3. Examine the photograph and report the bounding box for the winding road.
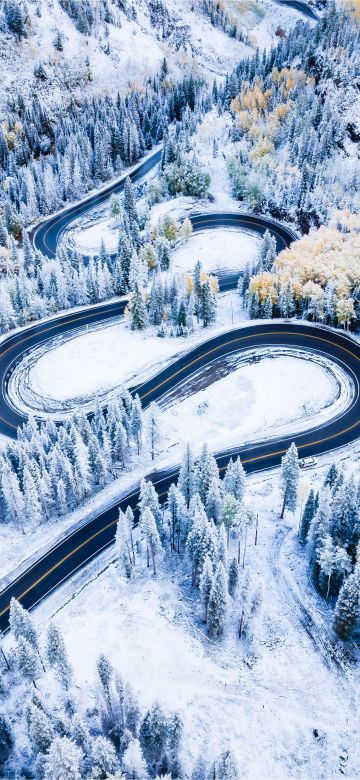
[0,147,358,632]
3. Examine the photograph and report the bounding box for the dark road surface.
[1,146,357,632]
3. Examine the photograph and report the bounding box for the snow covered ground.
[158,348,353,454]
[1,324,354,591]
[172,228,260,275]
[23,463,360,778]
[0,0,302,114]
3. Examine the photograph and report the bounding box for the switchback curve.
[1,141,358,632]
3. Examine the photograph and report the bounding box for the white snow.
[158,348,353,454]
[172,228,260,274]
[25,464,360,778]
[13,320,180,407]
[73,218,120,256]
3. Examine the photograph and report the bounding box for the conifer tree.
[205,477,223,524]
[44,737,83,780]
[147,402,161,461]
[139,702,168,773]
[207,561,228,637]
[221,494,240,546]
[334,567,360,640]
[129,288,148,331]
[9,597,39,651]
[228,557,240,597]
[122,738,148,779]
[91,736,119,777]
[299,488,316,541]
[16,635,40,685]
[46,622,73,688]
[214,750,239,779]
[0,715,13,767]
[131,395,143,453]
[140,507,162,575]
[116,509,133,577]
[200,279,217,327]
[280,443,299,518]
[28,703,54,753]
[199,555,214,622]
[187,509,217,586]
[178,443,195,507]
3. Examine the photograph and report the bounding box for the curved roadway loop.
[0,145,357,630]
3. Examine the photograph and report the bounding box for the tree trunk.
[150,541,156,576]
[126,541,133,569]
[238,609,245,638]
[1,647,10,671]
[326,573,332,600]
[238,538,241,565]
[38,648,46,673]
[254,514,259,546]
[130,530,136,565]
[146,543,150,568]
[242,527,248,569]
[280,486,288,519]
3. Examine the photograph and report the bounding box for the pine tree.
[131,395,143,453]
[330,479,358,550]
[228,557,239,597]
[91,736,119,777]
[44,737,83,780]
[280,443,299,517]
[28,703,54,753]
[0,220,8,247]
[205,477,223,524]
[199,555,214,622]
[97,653,113,703]
[110,194,122,221]
[129,287,148,330]
[214,750,239,779]
[195,444,219,505]
[217,523,228,568]
[223,457,246,503]
[116,509,133,577]
[46,622,73,688]
[178,443,194,507]
[167,483,187,552]
[309,486,332,584]
[334,568,360,640]
[9,597,39,651]
[186,509,217,586]
[299,488,316,541]
[123,177,138,224]
[139,702,168,773]
[2,465,26,533]
[221,494,240,547]
[122,738,148,779]
[207,561,228,637]
[200,279,217,327]
[324,463,338,489]
[0,715,13,767]
[16,635,40,685]
[147,402,161,461]
[139,479,163,538]
[168,712,183,777]
[140,507,162,575]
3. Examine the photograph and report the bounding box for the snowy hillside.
[0,0,303,112]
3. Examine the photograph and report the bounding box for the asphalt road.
[1,320,360,630]
[2,147,358,632]
[276,0,319,19]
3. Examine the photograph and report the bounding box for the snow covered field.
[159,349,353,454]
[172,228,260,275]
[27,466,360,778]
